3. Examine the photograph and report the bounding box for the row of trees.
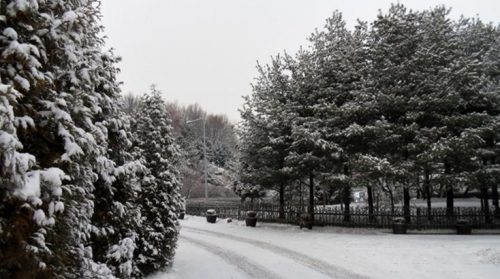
[238,4,500,228]
[0,1,181,278]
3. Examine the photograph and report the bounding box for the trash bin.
[206,209,217,223]
[246,211,257,227]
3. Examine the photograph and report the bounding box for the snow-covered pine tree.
[38,1,127,277]
[410,7,478,218]
[366,4,430,220]
[0,1,108,277]
[239,55,294,219]
[0,2,56,276]
[91,109,145,278]
[367,5,500,221]
[277,12,369,224]
[89,52,146,277]
[401,7,500,219]
[448,17,500,221]
[229,158,265,207]
[132,85,182,277]
[307,12,373,222]
[1,0,142,277]
[282,47,344,227]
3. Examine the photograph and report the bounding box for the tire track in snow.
[180,234,282,279]
[183,226,369,279]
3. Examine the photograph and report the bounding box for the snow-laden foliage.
[132,85,183,277]
[238,56,296,219]
[91,108,146,278]
[239,4,500,226]
[1,1,177,278]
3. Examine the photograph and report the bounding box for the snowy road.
[149,216,500,279]
[180,233,281,279]
[182,227,366,279]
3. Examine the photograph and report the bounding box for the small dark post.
[307,171,314,229]
[367,185,374,222]
[444,161,454,218]
[416,208,421,229]
[424,167,432,221]
[404,186,411,223]
[492,185,499,219]
[343,164,350,222]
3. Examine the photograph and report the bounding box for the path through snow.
[183,227,367,279]
[181,234,281,279]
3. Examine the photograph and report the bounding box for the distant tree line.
[238,4,500,228]
[123,93,239,198]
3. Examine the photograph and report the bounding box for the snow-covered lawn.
[150,215,500,279]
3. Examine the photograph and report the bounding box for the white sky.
[101,0,500,122]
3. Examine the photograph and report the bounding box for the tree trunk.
[322,185,326,208]
[446,187,454,216]
[299,179,303,212]
[481,159,491,223]
[491,157,499,219]
[438,184,445,198]
[308,171,314,229]
[424,167,432,221]
[404,186,411,223]
[481,186,491,223]
[444,161,454,217]
[340,190,344,211]
[279,182,285,219]
[278,155,286,219]
[367,185,374,222]
[462,186,470,197]
[492,184,499,219]
[415,176,421,199]
[343,164,350,222]
[389,189,394,214]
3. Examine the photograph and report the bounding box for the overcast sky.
[101,0,500,122]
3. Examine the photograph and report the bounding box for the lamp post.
[186,116,207,200]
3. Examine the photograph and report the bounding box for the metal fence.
[186,202,500,230]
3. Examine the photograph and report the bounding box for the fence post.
[416,208,421,229]
[238,203,241,221]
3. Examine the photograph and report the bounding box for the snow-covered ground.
[150,215,500,279]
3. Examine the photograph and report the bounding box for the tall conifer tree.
[132,85,182,277]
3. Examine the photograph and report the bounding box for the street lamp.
[186,116,207,200]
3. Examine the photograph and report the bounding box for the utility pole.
[202,116,207,200]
